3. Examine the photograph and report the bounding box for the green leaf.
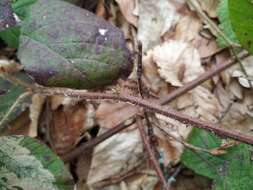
[18,0,132,89]
[217,0,238,48]
[0,27,20,48]
[0,72,34,132]
[0,79,25,129]
[0,0,37,48]
[181,128,253,190]
[12,0,38,20]
[0,135,74,190]
[228,0,253,54]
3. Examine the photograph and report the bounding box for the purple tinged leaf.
[0,0,18,31]
[18,0,132,89]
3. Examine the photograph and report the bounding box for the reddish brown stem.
[33,87,253,145]
[137,117,169,190]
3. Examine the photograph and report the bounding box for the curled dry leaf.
[231,56,253,88]
[87,129,144,188]
[197,0,219,18]
[153,41,205,87]
[0,59,22,73]
[170,13,202,43]
[29,94,46,137]
[142,50,171,97]
[49,103,87,155]
[215,84,253,133]
[115,0,138,27]
[138,0,180,51]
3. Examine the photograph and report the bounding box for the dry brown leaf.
[49,103,87,155]
[96,102,138,129]
[155,114,192,165]
[231,56,253,88]
[215,84,253,133]
[0,59,22,73]
[170,13,201,43]
[194,34,221,58]
[87,129,144,188]
[153,41,204,87]
[138,0,180,51]
[76,149,93,190]
[29,94,46,137]
[115,0,138,27]
[142,50,172,97]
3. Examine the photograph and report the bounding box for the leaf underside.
[0,135,74,190]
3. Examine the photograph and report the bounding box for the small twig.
[167,165,182,187]
[155,124,212,154]
[136,117,169,190]
[62,118,136,162]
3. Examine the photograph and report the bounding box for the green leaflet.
[18,0,132,89]
[217,0,238,48]
[181,128,253,190]
[0,136,74,190]
[0,72,35,133]
[0,78,25,132]
[228,0,253,54]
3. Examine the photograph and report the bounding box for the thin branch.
[1,57,253,146]
[136,117,169,190]
[31,86,253,145]
[135,40,157,148]
[155,124,212,154]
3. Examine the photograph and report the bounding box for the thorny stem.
[30,86,253,145]
[136,117,169,190]
[2,67,253,146]
[135,41,157,148]
[136,41,166,187]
